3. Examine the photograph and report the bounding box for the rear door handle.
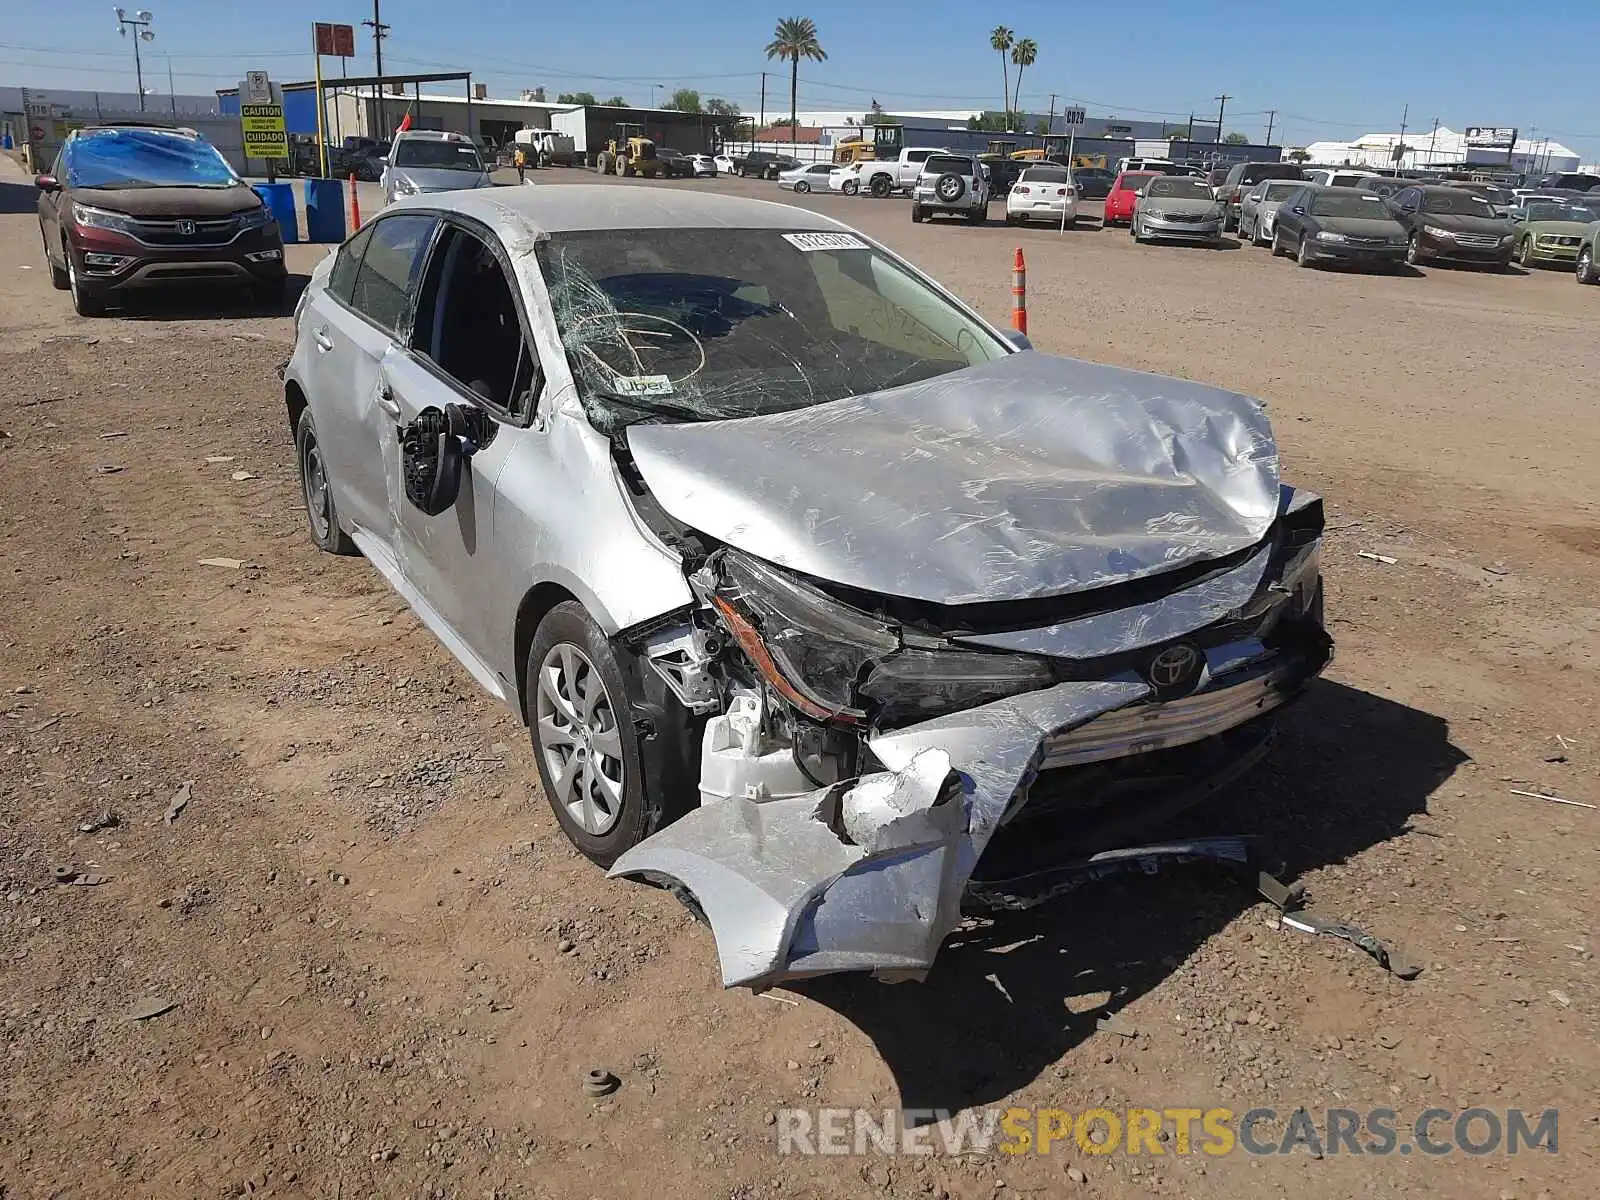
[313,326,334,352]
[376,384,400,418]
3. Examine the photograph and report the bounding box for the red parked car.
[1103,171,1160,227]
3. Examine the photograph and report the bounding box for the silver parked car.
[1131,175,1225,246]
[776,161,836,193]
[381,130,493,205]
[1237,179,1308,246]
[283,187,1331,990]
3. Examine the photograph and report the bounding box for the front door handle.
[313,326,334,352]
[376,384,400,418]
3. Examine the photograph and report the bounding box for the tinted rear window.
[923,156,971,174]
[1241,164,1304,185]
[1019,167,1069,184]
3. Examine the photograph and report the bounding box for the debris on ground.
[96,465,125,475]
[164,781,192,824]
[52,864,79,884]
[230,470,256,481]
[198,557,246,569]
[99,431,129,439]
[1281,912,1423,979]
[1096,1013,1138,1039]
[124,997,177,1022]
[78,809,119,833]
[582,1069,620,1097]
[1357,551,1398,565]
[1510,788,1595,811]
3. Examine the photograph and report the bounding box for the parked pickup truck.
[856,147,951,198]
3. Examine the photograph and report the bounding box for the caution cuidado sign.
[240,102,288,159]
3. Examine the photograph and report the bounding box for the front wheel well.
[513,582,580,725]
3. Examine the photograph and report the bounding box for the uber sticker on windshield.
[612,375,675,398]
[783,232,868,253]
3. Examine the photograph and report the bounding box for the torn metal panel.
[609,677,1150,989]
[626,351,1280,606]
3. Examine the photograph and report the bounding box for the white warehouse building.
[1304,125,1577,174]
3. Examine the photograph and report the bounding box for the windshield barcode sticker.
[783,232,868,253]
[612,375,675,397]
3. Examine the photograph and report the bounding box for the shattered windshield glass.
[537,228,1010,432]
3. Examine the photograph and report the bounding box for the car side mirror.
[400,405,468,515]
[1510,212,1525,221]
[35,174,60,192]
[1002,329,1032,352]
[1291,205,1306,215]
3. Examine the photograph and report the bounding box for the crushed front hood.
[626,352,1280,605]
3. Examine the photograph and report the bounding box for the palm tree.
[990,26,1014,126]
[1010,38,1037,120]
[765,18,827,145]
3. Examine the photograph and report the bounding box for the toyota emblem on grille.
[1146,643,1203,696]
[176,219,196,236]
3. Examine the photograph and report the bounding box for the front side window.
[348,213,438,332]
[65,128,240,189]
[411,225,538,413]
[538,228,1009,434]
[391,138,484,172]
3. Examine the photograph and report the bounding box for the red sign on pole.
[314,22,356,58]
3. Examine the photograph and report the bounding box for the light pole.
[114,8,155,113]
[652,84,664,108]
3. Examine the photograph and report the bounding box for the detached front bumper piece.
[610,630,1329,989]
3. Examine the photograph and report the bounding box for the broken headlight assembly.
[710,550,1053,727]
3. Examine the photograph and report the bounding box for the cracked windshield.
[537,228,1009,431]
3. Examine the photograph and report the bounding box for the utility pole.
[758,71,766,134]
[1427,117,1439,168]
[114,8,155,113]
[1264,109,1277,145]
[1187,112,1194,140]
[1046,92,1056,137]
[1396,103,1408,168]
[364,0,389,136]
[1214,94,1230,144]
[166,55,176,119]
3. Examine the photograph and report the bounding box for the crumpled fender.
[608,676,1150,988]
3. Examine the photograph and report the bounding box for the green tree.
[965,111,1011,132]
[1287,147,1311,163]
[989,26,1014,125]
[765,17,827,145]
[705,97,740,117]
[1223,131,1249,145]
[602,95,628,107]
[1010,37,1037,117]
[557,91,598,105]
[530,86,547,102]
[666,88,702,113]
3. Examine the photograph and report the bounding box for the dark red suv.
[36,123,286,316]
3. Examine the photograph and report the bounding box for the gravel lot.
[1,159,1595,1200]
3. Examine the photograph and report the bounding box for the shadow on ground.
[794,678,1465,1116]
[107,273,312,321]
[0,179,42,216]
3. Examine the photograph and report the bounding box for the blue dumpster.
[252,182,299,244]
[302,177,347,244]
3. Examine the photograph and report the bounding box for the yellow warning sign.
[240,103,288,159]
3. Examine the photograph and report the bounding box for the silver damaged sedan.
[283,186,1332,989]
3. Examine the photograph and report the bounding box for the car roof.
[387,184,850,237]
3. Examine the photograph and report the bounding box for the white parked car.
[1004,165,1079,226]
[713,153,737,175]
[1236,179,1307,245]
[828,163,863,194]
[777,162,836,193]
[1305,168,1385,189]
[689,154,717,178]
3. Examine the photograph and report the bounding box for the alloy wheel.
[1578,248,1594,284]
[535,643,625,836]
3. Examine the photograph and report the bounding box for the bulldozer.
[595,125,662,178]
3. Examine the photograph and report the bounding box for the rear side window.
[328,225,373,305]
[906,150,933,163]
[348,213,438,333]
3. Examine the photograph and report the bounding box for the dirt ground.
[1,160,1595,1200]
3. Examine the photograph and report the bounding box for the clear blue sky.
[6,0,1600,162]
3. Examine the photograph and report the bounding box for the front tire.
[1297,235,1314,267]
[842,178,859,195]
[44,227,69,289]
[1577,245,1596,284]
[1253,221,1268,247]
[1271,228,1287,258]
[1406,234,1427,267]
[295,409,358,556]
[1518,238,1535,268]
[66,252,105,317]
[793,179,810,193]
[528,602,659,867]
